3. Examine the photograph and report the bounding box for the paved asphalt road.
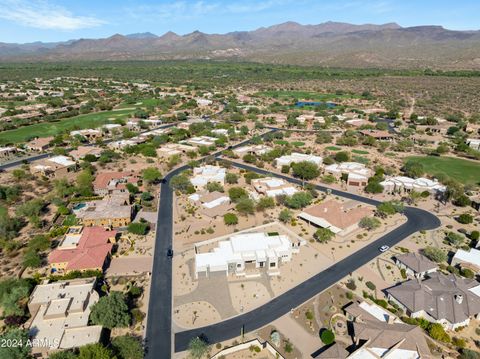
[172,161,441,353]
[144,135,264,358]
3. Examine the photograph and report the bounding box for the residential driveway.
[106,256,153,277]
[272,314,320,358]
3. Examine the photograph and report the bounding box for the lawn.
[291,141,305,147]
[352,149,369,155]
[326,146,342,151]
[406,156,480,186]
[256,90,357,101]
[274,140,289,145]
[0,108,135,144]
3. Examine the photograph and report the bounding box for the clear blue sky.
[1,0,479,43]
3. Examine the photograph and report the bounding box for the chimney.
[455,294,463,304]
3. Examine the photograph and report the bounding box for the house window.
[237,263,241,268]
[270,262,276,268]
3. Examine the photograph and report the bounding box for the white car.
[379,245,390,253]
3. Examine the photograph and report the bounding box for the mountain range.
[2,21,480,69]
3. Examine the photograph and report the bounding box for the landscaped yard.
[406,156,480,186]
[0,108,135,144]
[291,141,305,147]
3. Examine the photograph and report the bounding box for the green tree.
[228,187,248,202]
[111,335,143,359]
[90,292,131,329]
[225,173,238,184]
[320,329,335,345]
[142,167,162,184]
[278,209,293,223]
[76,169,94,197]
[78,344,114,359]
[422,246,447,263]
[256,196,275,211]
[314,228,335,243]
[23,249,42,268]
[49,350,77,359]
[0,328,31,359]
[359,217,381,231]
[446,231,464,247]
[291,161,320,182]
[170,174,194,194]
[334,151,350,162]
[284,192,312,209]
[427,323,450,343]
[242,153,257,164]
[223,213,238,226]
[128,221,150,235]
[236,197,255,215]
[206,182,224,193]
[457,213,473,224]
[365,181,383,194]
[188,337,209,359]
[403,160,424,178]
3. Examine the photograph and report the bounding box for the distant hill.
[2,21,480,69]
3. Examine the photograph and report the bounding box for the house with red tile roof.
[93,171,140,196]
[48,226,117,273]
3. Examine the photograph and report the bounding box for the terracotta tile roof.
[302,200,373,230]
[49,227,116,271]
[93,171,139,191]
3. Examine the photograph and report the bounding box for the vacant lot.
[0,108,135,144]
[406,155,480,186]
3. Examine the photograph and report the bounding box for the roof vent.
[455,294,464,304]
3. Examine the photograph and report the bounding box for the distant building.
[48,226,116,273]
[191,165,226,189]
[324,162,372,187]
[157,143,193,157]
[0,146,18,159]
[380,176,446,194]
[70,129,102,141]
[394,252,437,279]
[451,248,480,272]
[93,171,140,196]
[75,195,133,228]
[195,232,303,278]
[386,273,480,330]
[298,200,373,236]
[31,155,77,178]
[25,136,54,151]
[27,278,103,357]
[276,152,322,168]
[359,129,394,141]
[466,138,480,151]
[233,144,272,157]
[69,146,102,161]
[182,136,217,147]
[251,177,298,197]
[188,191,232,218]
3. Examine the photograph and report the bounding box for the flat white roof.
[454,248,480,266]
[48,155,76,167]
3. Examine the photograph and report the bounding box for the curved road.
[143,130,441,357]
[172,161,440,352]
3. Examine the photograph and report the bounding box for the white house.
[191,165,226,189]
[452,248,480,272]
[251,177,298,197]
[195,232,303,278]
[182,136,217,147]
[276,152,323,168]
[380,176,446,194]
[467,138,480,151]
[233,144,273,157]
[324,162,372,187]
